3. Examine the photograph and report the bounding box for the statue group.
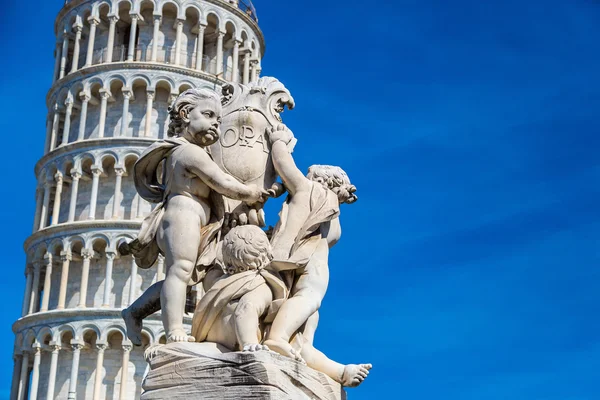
[119,77,371,397]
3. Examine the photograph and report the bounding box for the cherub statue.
[120,88,267,343]
[191,225,286,351]
[262,125,359,361]
[191,225,372,388]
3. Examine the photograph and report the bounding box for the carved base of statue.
[141,342,347,400]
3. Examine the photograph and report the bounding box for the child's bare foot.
[263,339,305,363]
[121,308,143,346]
[341,364,372,387]
[167,329,195,343]
[242,343,270,352]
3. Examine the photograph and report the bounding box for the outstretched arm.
[271,140,310,196]
[182,146,264,202]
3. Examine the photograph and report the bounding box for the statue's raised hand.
[267,124,295,145]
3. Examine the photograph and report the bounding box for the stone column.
[136,195,145,218]
[120,88,133,136]
[105,15,119,63]
[61,98,74,146]
[195,23,206,70]
[112,167,124,218]
[51,172,63,226]
[10,353,23,400]
[250,59,258,82]
[216,30,225,76]
[52,40,62,83]
[157,255,165,281]
[32,188,43,232]
[17,350,29,400]
[92,341,108,400]
[232,39,241,82]
[67,341,84,400]
[102,251,116,307]
[144,90,155,137]
[78,249,94,308]
[77,92,91,141]
[45,342,61,400]
[70,23,83,73]
[85,17,100,67]
[88,166,102,220]
[243,52,250,84]
[67,170,81,222]
[119,343,133,399]
[43,117,52,154]
[49,105,60,152]
[57,251,71,310]
[98,89,110,138]
[21,267,33,317]
[127,14,139,61]
[59,31,69,79]
[39,180,51,229]
[174,19,184,66]
[40,253,53,312]
[128,257,138,306]
[151,15,161,62]
[29,262,42,314]
[29,343,42,400]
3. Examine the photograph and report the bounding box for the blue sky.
[1,0,600,399]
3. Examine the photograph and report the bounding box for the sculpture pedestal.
[141,342,347,400]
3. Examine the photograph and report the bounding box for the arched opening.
[203,13,220,74]
[154,80,172,139]
[114,2,133,62]
[159,3,179,64]
[54,330,75,398]
[181,7,200,68]
[80,329,100,399]
[223,21,236,81]
[107,78,125,137]
[94,3,111,63]
[137,0,156,62]
[100,155,117,220]
[123,154,140,219]
[59,159,75,224]
[85,81,104,139]
[67,240,85,308]
[89,238,108,307]
[78,156,94,220]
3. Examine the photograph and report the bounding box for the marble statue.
[120,88,268,343]
[121,78,371,399]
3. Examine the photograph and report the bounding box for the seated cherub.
[191,223,372,387]
[191,225,287,351]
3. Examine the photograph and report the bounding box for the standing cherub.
[121,88,267,343]
[263,125,359,360]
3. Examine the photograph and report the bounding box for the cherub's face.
[186,100,222,146]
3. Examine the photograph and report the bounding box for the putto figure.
[191,225,287,351]
[263,125,358,361]
[121,88,267,344]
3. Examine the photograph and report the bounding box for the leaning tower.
[11,1,263,398]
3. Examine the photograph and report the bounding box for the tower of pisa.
[11,0,263,398]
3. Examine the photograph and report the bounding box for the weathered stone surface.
[141,342,347,400]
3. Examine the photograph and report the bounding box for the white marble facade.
[11,0,263,399]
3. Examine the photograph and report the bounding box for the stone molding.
[35,137,154,176]
[24,221,142,253]
[47,62,227,106]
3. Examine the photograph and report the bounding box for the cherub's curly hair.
[307,165,358,204]
[222,225,273,275]
[167,88,221,137]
